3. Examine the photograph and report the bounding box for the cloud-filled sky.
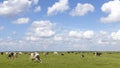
[0,0,120,51]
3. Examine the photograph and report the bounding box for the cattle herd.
[0,51,103,63]
[0,52,42,63]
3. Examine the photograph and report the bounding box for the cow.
[61,53,64,56]
[75,52,78,55]
[53,52,58,55]
[30,52,42,63]
[18,52,22,55]
[43,52,49,56]
[94,52,102,56]
[5,52,8,55]
[1,52,4,55]
[8,52,18,59]
[81,54,84,58]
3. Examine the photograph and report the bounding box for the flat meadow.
[0,52,120,68]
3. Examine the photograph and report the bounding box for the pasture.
[0,52,120,68]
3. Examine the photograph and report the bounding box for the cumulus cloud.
[100,31,107,35]
[101,0,120,23]
[1,28,120,51]
[32,0,39,5]
[34,6,41,12]
[13,17,30,24]
[0,20,56,51]
[70,3,94,16]
[31,20,55,37]
[69,30,94,39]
[54,35,63,41]
[83,30,94,39]
[0,26,5,31]
[69,30,82,38]
[1,20,120,51]
[98,39,110,45]
[25,20,55,41]
[47,0,69,16]
[111,30,120,40]
[0,0,33,17]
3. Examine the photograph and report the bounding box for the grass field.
[0,52,120,68]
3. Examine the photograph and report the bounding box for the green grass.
[0,52,120,68]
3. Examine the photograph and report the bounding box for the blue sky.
[0,0,120,51]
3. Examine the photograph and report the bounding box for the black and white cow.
[8,52,18,59]
[94,52,102,56]
[43,52,49,56]
[30,52,42,63]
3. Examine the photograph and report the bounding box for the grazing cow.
[75,52,78,55]
[94,52,102,56]
[30,52,42,63]
[18,52,22,55]
[53,52,58,55]
[6,52,8,55]
[67,52,70,54]
[1,52,4,55]
[43,52,49,56]
[8,52,17,59]
[30,53,35,60]
[81,54,84,58]
[61,53,64,56]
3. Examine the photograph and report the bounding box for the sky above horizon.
[0,0,120,51]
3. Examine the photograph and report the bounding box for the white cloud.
[69,30,82,38]
[0,26,4,31]
[101,0,120,23]
[0,0,39,17]
[111,30,120,40]
[32,0,39,5]
[83,30,94,39]
[1,28,120,51]
[13,17,30,24]
[100,31,107,35]
[1,19,120,51]
[69,30,94,39]
[98,39,109,45]
[70,3,94,16]
[54,35,62,41]
[34,6,41,12]
[47,0,69,16]
[25,36,39,41]
[26,20,55,39]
